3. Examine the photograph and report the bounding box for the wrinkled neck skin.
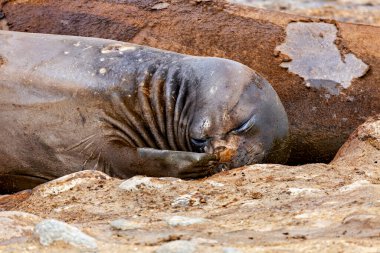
[101,52,198,153]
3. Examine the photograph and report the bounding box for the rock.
[119,176,166,191]
[34,219,97,249]
[166,216,207,226]
[333,115,380,168]
[109,218,143,230]
[155,240,198,253]
[35,170,111,197]
[0,117,378,251]
[171,194,198,207]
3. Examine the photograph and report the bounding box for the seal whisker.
[92,151,102,171]
[65,134,97,152]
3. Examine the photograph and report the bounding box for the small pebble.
[223,247,242,253]
[171,194,192,207]
[34,219,97,249]
[155,240,197,253]
[110,219,142,230]
[166,216,207,226]
[207,180,225,187]
[151,2,170,10]
[119,176,164,191]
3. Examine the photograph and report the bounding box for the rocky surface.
[0,116,378,252]
[231,0,380,26]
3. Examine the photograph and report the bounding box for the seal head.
[183,57,289,169]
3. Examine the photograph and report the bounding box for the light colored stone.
[288,187,322,196]
[109,219,143,230]
[207,180,225,187]
[166,216,207,226]
[34,219,97,249]
[171,194,193,207]
[155,240,197,253]
[223,247,241,253]
[151,3,170,10]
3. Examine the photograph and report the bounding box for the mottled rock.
[35,170,111,197]
[34,219,97,249]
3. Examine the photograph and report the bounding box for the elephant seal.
[0,31,289,193]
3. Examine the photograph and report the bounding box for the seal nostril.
[191,138,209,153]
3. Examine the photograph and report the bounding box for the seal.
[0,31,289,192]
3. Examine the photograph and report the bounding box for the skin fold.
[0,31,289,193]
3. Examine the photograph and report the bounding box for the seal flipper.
[101,144,218,179]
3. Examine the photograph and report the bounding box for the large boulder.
[0,116,379,252]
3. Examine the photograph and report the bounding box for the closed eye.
[232,115,256,134]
